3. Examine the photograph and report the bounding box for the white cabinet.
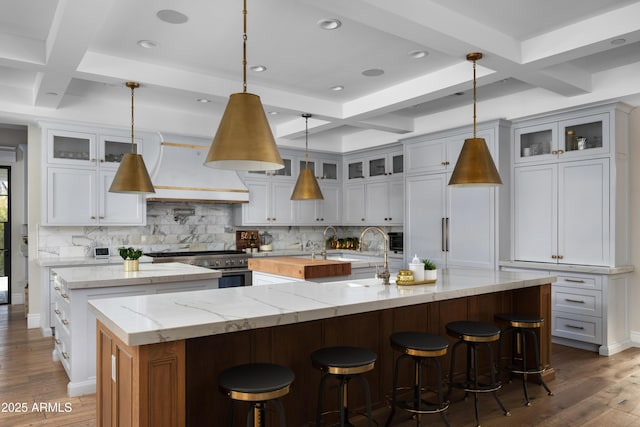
[344,144,403,181]
[238,178,294,225]
[343,183,366,224]
[511,103,630,267]
[403,121,508,269]
[513,159,609,265]
[42,125,148,226]
[293,184,341,225]
[405,173,495,269]
[342,179,403,226]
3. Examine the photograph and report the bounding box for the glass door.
[0,167,10,304]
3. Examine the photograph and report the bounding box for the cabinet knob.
[551,150,558,155]
[91,216,96,219]
[55,338,61,345]
[61,319,69,326]
[99,216,105,219]
[388,217,392,221]
[62,351,70,359]
[558,255,564,259]
[91,158,97,163]
[361,218,365,221]
[54,309,61,315]
[551,255,557,259]
[99,159,105,163]
[557,150,564,154]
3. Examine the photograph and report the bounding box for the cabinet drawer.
[556,274,601,290]
[552,286,602,317]
[53,301,71,328]
[552,312,602,344]
[53,326,71,375]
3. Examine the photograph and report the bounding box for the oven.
[145,250,253,288]
[388,232,403,254]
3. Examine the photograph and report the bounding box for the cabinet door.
[558,113,609,159]
[317,184,341,223]
[388,179,404,225]
[404,137,447,174]
[98,171,146,225]
[558,159,610,265]
[293,197,316,225]
[243,179,270,224]
[47,168,96,225]
[343,184,366,224]
[270,181,294,224]
[513,122,558,164]
[405,174,447,267]
[365,182,390,224]
[99,135,142,169]
[446,183,495,268]
[47,129,96,166]
[513,164,558,263]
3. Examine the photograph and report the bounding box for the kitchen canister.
[409,254,425,281]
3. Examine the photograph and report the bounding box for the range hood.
[147,139,249,203]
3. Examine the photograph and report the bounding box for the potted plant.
[118,247,143,272]
[422,258,437,281]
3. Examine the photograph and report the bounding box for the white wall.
[629,107,640,341]
[27,125,42,328]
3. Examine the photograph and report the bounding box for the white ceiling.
[1,0,639,152]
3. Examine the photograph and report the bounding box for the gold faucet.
[321,226,338,260]
[359,226,390,285]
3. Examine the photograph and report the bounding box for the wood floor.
[2,303,640,426]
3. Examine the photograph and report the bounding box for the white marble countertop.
[53,262,221,290]
[499,260,634,275]
[38,255,154,267]
[88,267,555,346]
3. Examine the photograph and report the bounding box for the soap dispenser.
[409,254,424,281]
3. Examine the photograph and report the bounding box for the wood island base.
[96,283,552,427]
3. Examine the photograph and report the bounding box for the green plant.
[422,258,437,270]
[118,247,143,260]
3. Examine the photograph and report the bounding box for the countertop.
[88,268,555,346]
[499,260,634,275]
[38,255,154,267]
[53,262,221,290]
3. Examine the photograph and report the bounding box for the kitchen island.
[51,262,220,397]
[89,268,555,426]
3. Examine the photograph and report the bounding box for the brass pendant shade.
[448,52,502,186]
[204,0,284,172]
[204,92,283,171]
[291,113,323,200]
[109,82,156,194]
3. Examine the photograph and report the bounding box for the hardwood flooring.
[1,303,640,426]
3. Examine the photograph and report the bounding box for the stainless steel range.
[145,250,252,288]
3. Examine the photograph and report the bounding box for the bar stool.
[446,321,509,426]
[311,346,377,427]
[218,362,295,427]
[495,313,553,406]
[385,332,450,427]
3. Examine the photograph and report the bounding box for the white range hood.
[147,137,249,203]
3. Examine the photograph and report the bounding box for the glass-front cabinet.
[99,135,141,169]
[367,149,403,178]
[514,113,609,164]
[47,130,142,168]
[345,146,403,180]
[347,160,364,180]
[248,158,292,177]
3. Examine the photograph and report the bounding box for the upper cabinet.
[41,123,153,226]
[344,144,403,181]
[514,112,609,164]
[511,103,631,267]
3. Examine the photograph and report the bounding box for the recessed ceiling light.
[46,92,59,96]
[137,40,158,49]
[454,92,464,96]
[268,111,279,115]
[408,50,428,59]
[196,98,210,103]
[250,65,267,72]
[330,85,344,91]
[156,9,189,24]
[362,68,384,77]
[318,19,342,30]
[611,38,626,45]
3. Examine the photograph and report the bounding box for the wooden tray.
[396,279,437,286]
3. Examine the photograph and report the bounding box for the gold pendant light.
[291,114,324,200]
[448,52,502,186]
[204,0,284,171]
[109,82,155,194]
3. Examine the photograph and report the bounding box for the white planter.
[424,269,437,281]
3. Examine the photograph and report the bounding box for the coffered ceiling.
[1,0,639,152]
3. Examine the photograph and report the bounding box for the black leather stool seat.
[312,346,377,427]
[495,313,553,406]
[312,346,377,374]
[495,313,544,328]
[446,321,501,342]
[219,363,294,427]
[219,363,294,401]
[390,331,449,357]
[386,332,450,427]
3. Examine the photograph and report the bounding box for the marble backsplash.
[37,202,398,259]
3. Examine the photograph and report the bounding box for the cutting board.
[248,257,352,279]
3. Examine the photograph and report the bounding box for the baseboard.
[27,313,40,329]
[629,330,640,347]
[67,379,96,397]
[552,336,599,353]
[11,292,24,305]
[599,339,633,356]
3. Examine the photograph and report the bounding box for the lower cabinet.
[53,276,218,397]
[502,266,630,355]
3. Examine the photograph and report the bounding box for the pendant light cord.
[302,113,312,167]
[127,82,140,153]
[472,57,477,139]
[242,0,247,93]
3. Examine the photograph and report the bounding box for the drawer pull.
[564,278,586,283]
[54,309,61,315]
[564,298,585,304]
[54,286,60,291]
[55,338,61,345]
[565,324,585,330]
[62,351,70,359]
[61,293,69,299]
[62,319,69,326]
